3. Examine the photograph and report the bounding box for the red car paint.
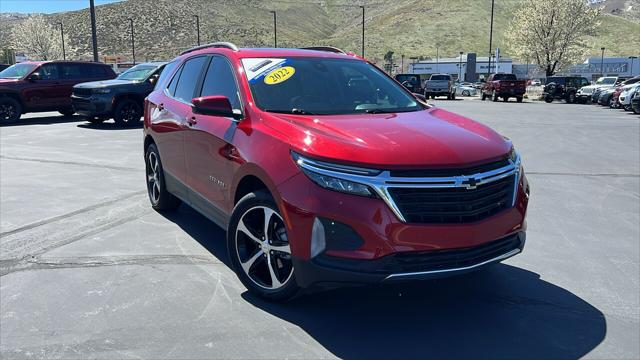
[144,46,529,288]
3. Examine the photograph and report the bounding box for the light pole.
[128,18,135,65]
[57,22,66,60]
[600,47,605,76]
[269,11,277,47]
[629,56,638,76]
[401,54,404,73]
[194,15,200,46]
[89,0,98,62]
[488,0,495,75]
[458,51,463,81]
[359,6,365,58]
[436,47,439,73]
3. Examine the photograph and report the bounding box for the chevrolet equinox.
[143,43,530,300]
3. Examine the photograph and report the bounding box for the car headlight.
[291,152,378,197]
[92,88,111,94]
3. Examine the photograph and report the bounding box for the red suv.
[143,43,530,300]
[0,61,116,123]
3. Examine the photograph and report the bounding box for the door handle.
[187,116,198,126]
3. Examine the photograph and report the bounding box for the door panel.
[22,64,65,109]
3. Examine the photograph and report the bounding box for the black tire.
[228,191,299,301]
[59,108,75,117]
[566,92,576,104]
[492,90,498,102]
[462,90,470,96]
[431,94,436,99]
[145,143,181,211]
[516,96,523,103]
[503,96,509,102]
[87,117,106,124]
[0,97,22,124]
[446,93,452,100]
[481,93,487,101]
[113,99,142,127]
[451,92,456,100]
[544,95,553,103]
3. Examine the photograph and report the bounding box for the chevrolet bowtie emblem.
[461,177,480,189]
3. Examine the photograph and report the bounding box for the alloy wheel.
[0,103,17,122]
[121,104,138,123]
[146,152,161,205]
[235,206,293,290]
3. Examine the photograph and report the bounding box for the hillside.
[1,0,638,65]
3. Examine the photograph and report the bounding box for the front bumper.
[293,232,525,287]
[71,95,113,117]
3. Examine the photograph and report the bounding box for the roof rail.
[180,42,239,55]
[299,46,346,54]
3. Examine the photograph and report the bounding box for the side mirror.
[192,95,242,120]
[28,72,42,81]
[413,93,427,102]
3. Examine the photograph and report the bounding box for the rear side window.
[493,74,517,81]
[580,78,590,87]
[60,64,85,79]
[430,75,450,81]
[85,64,107,78]
[199,56,241,110]
[173,56,207,102]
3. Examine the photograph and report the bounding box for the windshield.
[595,77,616,85]
[117,64,157,81]
[0,63,38,79]
[242,57,422,115]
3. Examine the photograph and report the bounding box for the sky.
[0,0,124,14]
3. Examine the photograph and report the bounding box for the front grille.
[73,88,92,97]
[388,175,515,224]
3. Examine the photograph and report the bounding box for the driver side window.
[199,56,241,111]
[38,64,59,80]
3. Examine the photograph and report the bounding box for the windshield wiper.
[364,108,395,114]
[265,108,317,115]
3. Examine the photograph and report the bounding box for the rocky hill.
[1,0,639,64]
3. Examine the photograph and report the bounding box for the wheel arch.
[0,92,25,109]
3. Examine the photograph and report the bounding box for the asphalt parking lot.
[1,99,638,359]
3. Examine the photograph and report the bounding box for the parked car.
[72,62,167,126]
[394,73,424,94]
[618,83,640,111]
[577,76,621,103]
[424,74,455,99]
[0,61,116,123]
[631,88,640,114]
[473,81,485,89]
[598,88,617,106]
[599,77,639,107]
[481,73,526,102]
[454,83,477,96]
[542,76,590,103]
[143,43,529,300]
[530,79,541,86]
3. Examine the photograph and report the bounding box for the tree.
[11,15,62,61]
[505,0,600,76]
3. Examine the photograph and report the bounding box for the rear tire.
[145,143,181,211]
[451,92,456,100]
[481,93,487,101]
[503,96,509,102]
[566,92,576,104]
[492,90,498,102]
[0,97,22,124]
[228,191,299,301]
[544,95,553,103]
[462,90,470,97]
[113,99,142,127]
[516,96,523,103]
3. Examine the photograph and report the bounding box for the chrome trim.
[383,248,521,281]
[294,152,521,223]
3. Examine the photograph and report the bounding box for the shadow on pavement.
[161,205,606,359]
[77,121,143,130]
[1,114,84,127]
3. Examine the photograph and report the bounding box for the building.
[557,56,640,80]
[408,55,512,82]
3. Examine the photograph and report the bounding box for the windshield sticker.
[264,66,295,85]
[242,58,287,82]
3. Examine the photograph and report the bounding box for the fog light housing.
[310,218,326,258]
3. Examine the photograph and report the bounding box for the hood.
[73,79,137,89]
[0,78,21,86]
[262,107,511,168]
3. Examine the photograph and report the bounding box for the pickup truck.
[481,73,526,103]
[394,73,424,94]
[424,74,455,100]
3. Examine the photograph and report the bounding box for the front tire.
[462,90,470,96]
[59,108,75,117]
[228,191,299,301]
[0,97,22,124]
[145,144,181,211]
[516,96,523,103]
[114,99,142,127]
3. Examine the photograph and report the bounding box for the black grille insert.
[390,158,511,178]
[73,88,92,97]
[389,175,515,224]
